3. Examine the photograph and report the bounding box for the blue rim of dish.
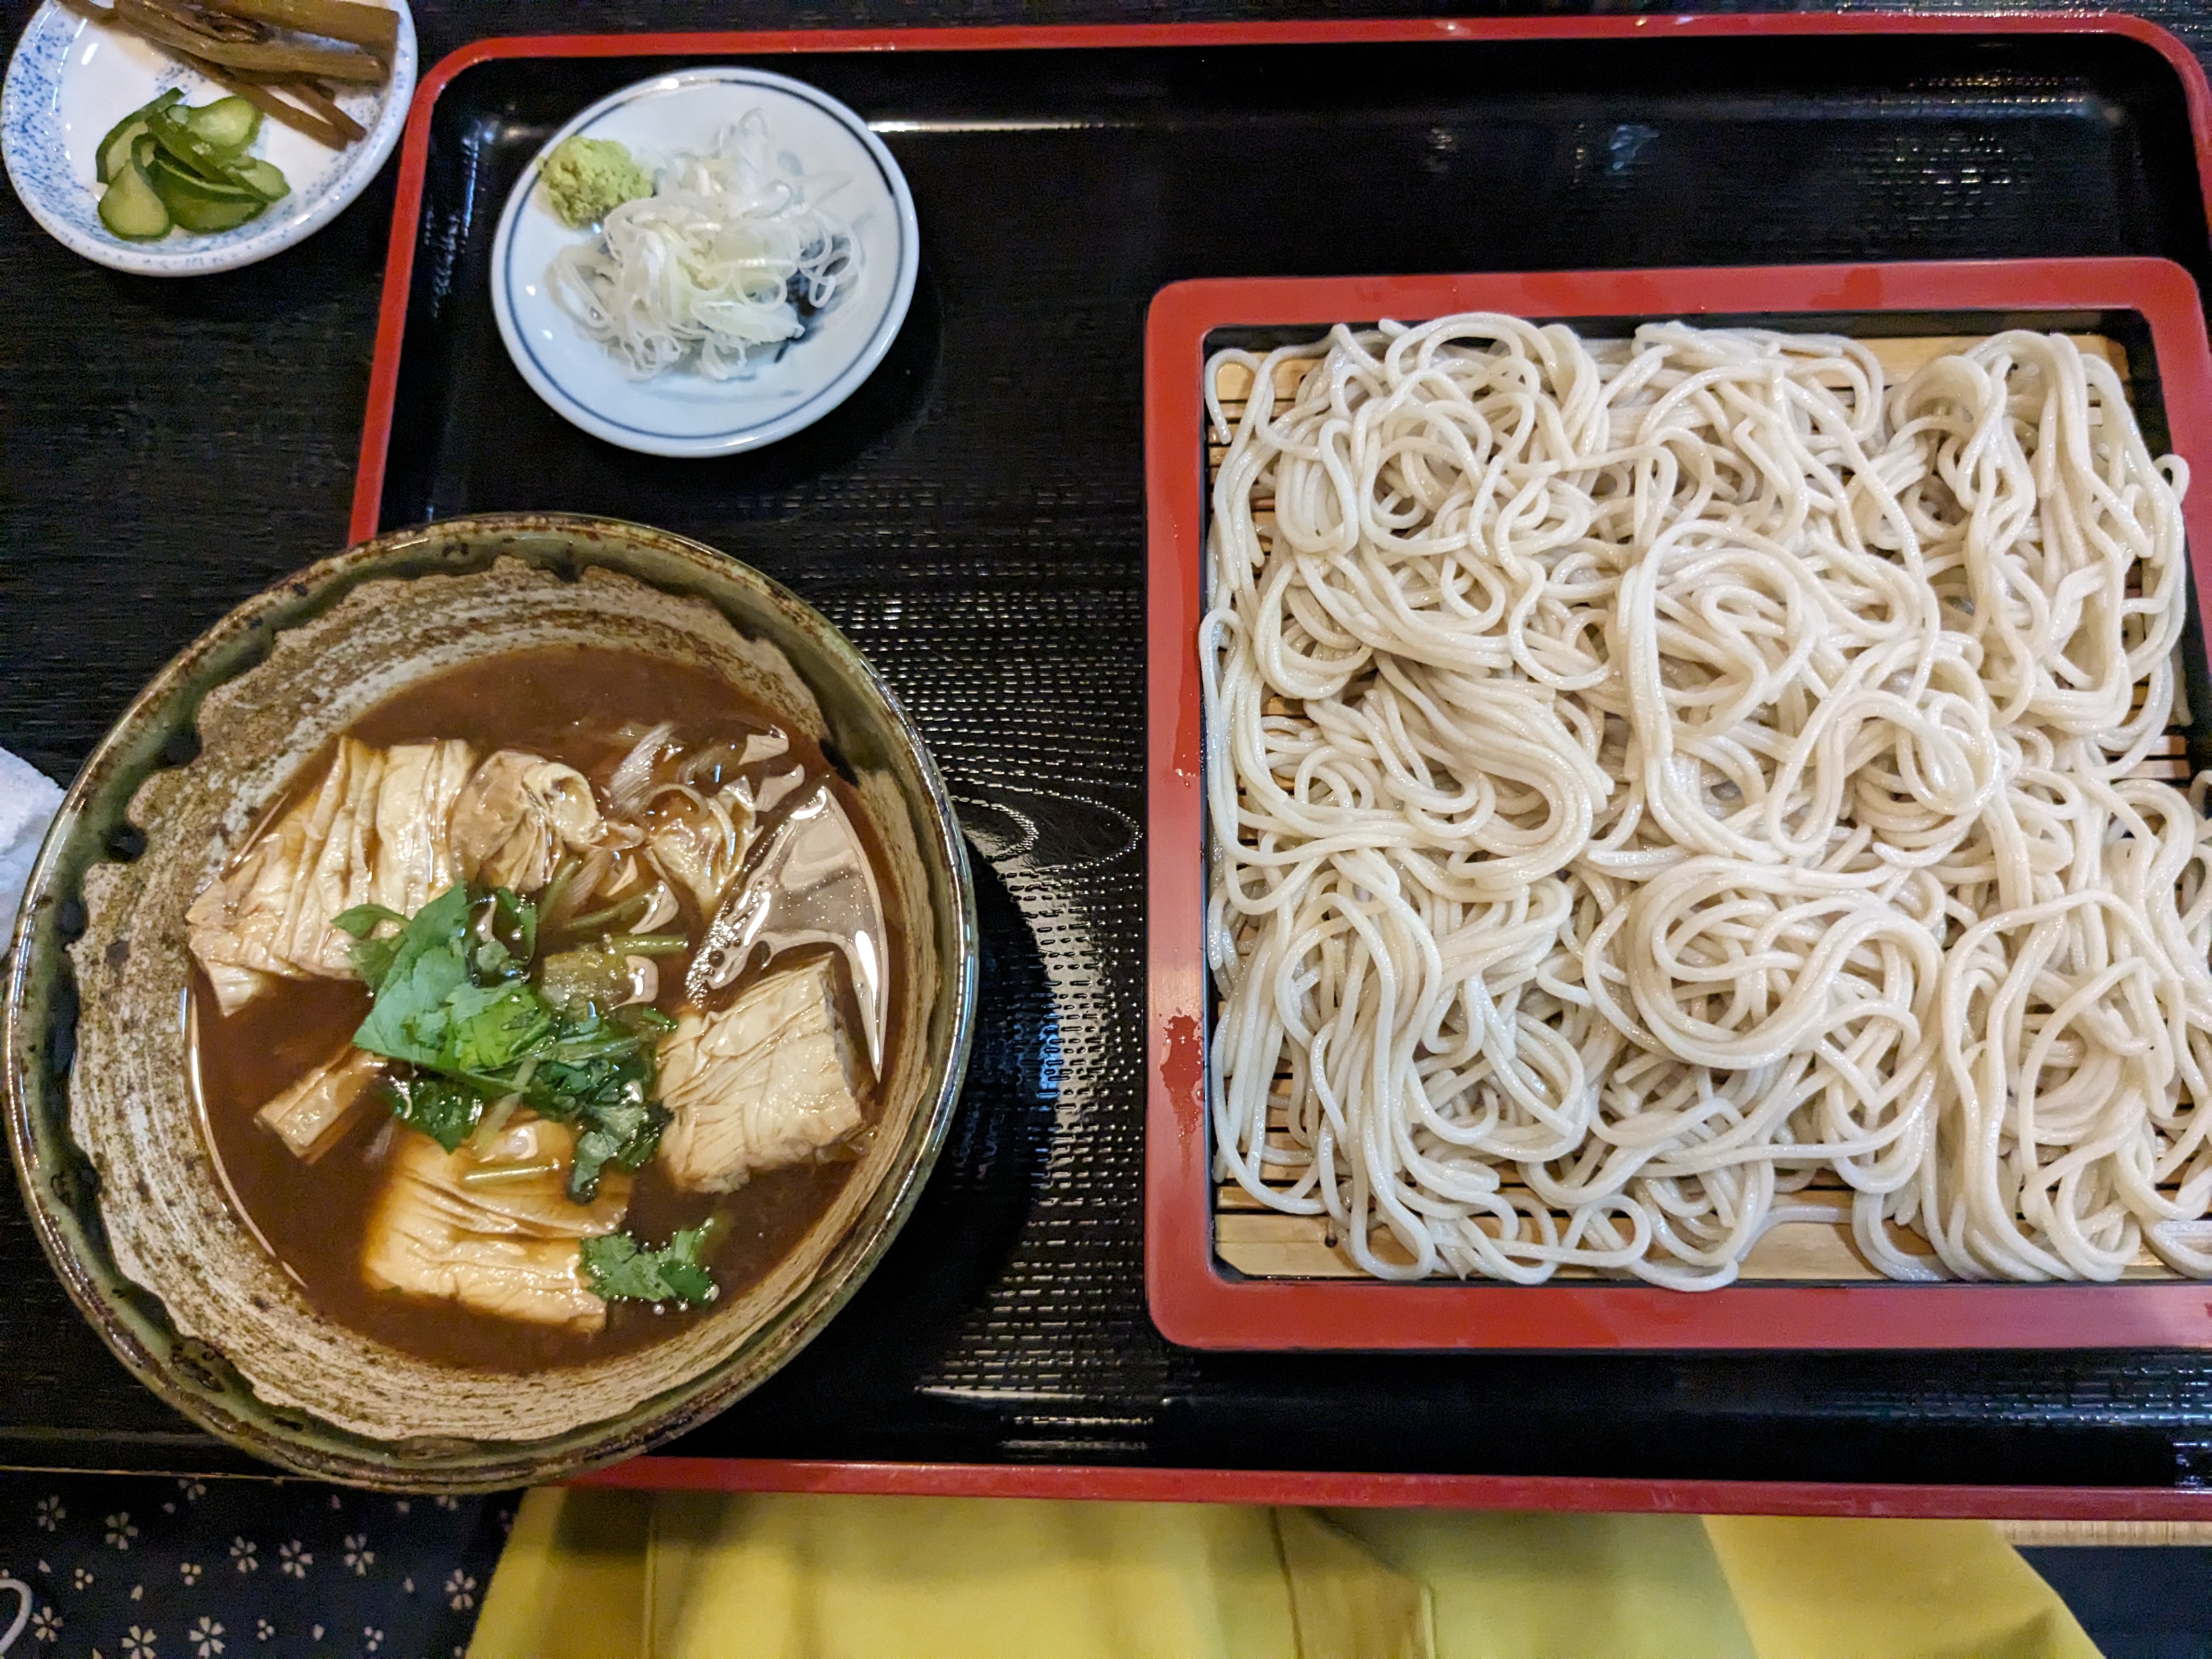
[0,0,417,277]
[489,67,920,458]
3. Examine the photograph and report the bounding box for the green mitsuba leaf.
[351,884,473,1064]
[580,1227,716,1305]
[443,981,554,1076]
[347,883,673,1207]
[332,902,409,990]
[383,1075,484,1153]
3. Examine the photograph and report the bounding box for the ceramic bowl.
[2,514,977,1489]
[2,0,416,276]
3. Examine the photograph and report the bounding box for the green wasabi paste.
[539,136,652,229]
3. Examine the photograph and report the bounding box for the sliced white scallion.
[548,112,859,381]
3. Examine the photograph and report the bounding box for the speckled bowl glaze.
[2,514,977,1490]
[2,0,416,277]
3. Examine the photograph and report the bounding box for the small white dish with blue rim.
[490,66,919,460]
[1,0,416,277]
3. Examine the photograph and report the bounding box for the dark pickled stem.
[160,0,265,41]
[205,0,398,55]
[177,54,356,146]
[59,0,370,147]
[269,72,366,142]
[115,0,384,79]
[62,0,255,38]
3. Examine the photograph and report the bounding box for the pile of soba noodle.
[1201,314,2212,1288]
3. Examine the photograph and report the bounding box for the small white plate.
[489,67,919,459]
[1,0,415,277]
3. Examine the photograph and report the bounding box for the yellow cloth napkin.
[469,1489,2101,1659]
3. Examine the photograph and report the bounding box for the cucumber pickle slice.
[147,106,250,187]
[181,95,259,155]
[229,157,290,204]
[149,155,268,233]
[94,88,180,185]
[95,139,171,240]
[93,92,287,241]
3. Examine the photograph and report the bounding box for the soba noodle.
[1201,315,2211,1288]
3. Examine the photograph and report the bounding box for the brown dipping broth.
[190,645,888,1372]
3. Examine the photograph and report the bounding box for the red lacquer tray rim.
[1145,255,2212,1352]
[346,16,2212,1507]
[574,1457,2212,1520]
[348,12,2212,543]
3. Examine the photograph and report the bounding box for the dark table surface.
[16,0,2212,1492]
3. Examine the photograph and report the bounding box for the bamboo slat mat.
[1998,1520,2212,1546]
[1203,330,2197,1285]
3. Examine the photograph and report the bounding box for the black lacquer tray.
[16,10,2212,1509]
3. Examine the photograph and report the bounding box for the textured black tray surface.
[13,6,2212,1489]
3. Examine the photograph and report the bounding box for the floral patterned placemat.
[0,1471,514,1659]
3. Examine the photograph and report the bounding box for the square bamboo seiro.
[1145,258,2212,1351]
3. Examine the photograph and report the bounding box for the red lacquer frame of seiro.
[1146,257,2212,1352]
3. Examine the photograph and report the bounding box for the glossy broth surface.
[191,646,871,1370]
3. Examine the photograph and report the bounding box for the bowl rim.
[2,510,978,1488]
